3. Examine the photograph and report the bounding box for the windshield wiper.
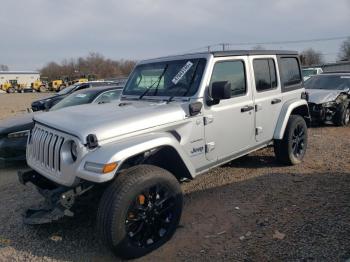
[167,61,200,103]
[139,64,168,100]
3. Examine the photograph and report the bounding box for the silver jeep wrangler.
[19,50,309,259]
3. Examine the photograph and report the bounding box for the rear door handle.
[241,105,254,113]
[271,99,281,105]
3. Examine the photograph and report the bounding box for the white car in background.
[302,67,323,81]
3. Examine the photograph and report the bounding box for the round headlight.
[71,141,78,161]
[335,94,347,104]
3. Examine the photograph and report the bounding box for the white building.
[0,71,40,87]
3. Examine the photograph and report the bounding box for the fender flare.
[78,132,195,183]
[273,99,309,140]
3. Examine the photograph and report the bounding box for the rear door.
[249,56,282,143]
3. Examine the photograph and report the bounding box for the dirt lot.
[0,92,50,121]
[0,93,349,261]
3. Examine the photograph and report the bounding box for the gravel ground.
[0,92,51,121]
[0,93,349,261]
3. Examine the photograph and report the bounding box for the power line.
[187,35,349,52]
[226,35,349,46]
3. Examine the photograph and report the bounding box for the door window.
[210,60,246,97]
[94,90,122,103]
[253,59,277,92]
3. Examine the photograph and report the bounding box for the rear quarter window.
[280,57,302,87]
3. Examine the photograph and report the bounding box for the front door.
[204,57,255,162]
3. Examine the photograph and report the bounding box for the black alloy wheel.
[291,122,306,159]
[125,183,177,248]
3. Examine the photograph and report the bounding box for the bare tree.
[338,37,350,61]
[40,53,136,81]
[0,64,9,71]
[300,48,324,66]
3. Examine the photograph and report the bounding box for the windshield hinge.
[203,115,214,125]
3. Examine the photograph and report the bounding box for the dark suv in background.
[31,81,122,111]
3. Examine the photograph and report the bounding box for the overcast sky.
[1,0,349,70]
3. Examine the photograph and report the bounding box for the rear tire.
[274,115,308,165]
[97,165,183,259]
[7,87,15,93]
[334,104,350,126]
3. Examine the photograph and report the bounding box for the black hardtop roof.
[141,50,299,64]
[209,50,298,57]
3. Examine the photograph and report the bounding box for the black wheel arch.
[118,146,193,182]
[291,104,311,126]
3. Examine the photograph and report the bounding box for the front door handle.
[241,105,254,113]
[271,98,282,105]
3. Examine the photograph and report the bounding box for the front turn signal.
[103,162,118,174]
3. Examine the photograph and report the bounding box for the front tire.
[97,165,183,259]
[7,87,15,93]
[39,85,47,92]
[334,104,350,126]
[274,115,308,165]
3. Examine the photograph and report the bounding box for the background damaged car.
[306,73,350,126]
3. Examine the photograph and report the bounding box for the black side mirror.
[208,81,231,105]
[44,101,51,111]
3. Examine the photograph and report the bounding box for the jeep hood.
[307,89,345,104]
[33,101,187,142]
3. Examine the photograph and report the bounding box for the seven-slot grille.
[28,125,65,173]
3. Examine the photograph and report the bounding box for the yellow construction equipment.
[49,80,67,92]
[72,78,88,84]
[31,80,47,92]
[1,80,19,93]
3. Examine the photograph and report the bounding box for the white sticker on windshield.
[172,61,194,85]
[76,94,87,98]
[341,76,350,79]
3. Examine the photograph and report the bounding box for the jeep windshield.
[122,58,206,99]
[305,75,350,90]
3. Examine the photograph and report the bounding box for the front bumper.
[308,102,338,123]
[0,136,27,161]
[18,169,95,224]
